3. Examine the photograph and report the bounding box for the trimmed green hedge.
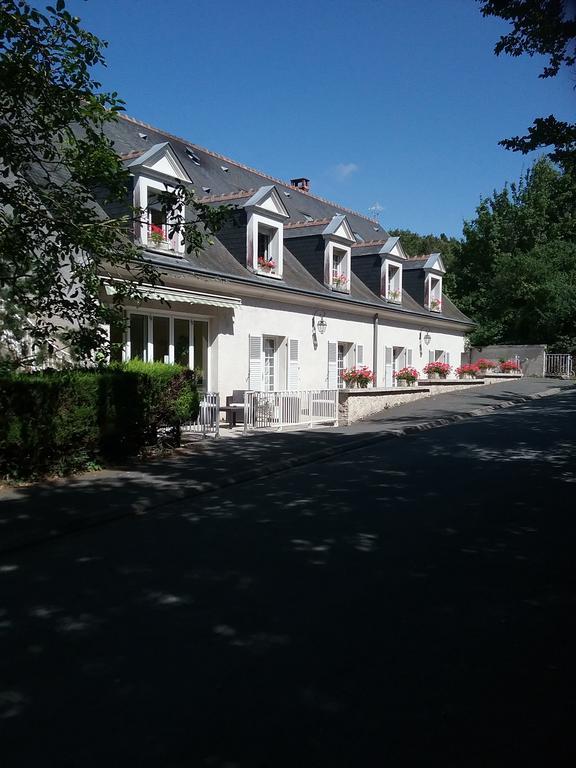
[0,363,200,480]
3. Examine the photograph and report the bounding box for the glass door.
[263,337,275,392]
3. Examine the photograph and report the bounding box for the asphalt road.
[1,390,576,767]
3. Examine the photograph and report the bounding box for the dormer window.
[322,215,354,294]
[427,275,443,312]
[256,225,278,273]
[146,193,179,253]
[331,247,349,291]
[384,261,402,303]
[244,186,289,279]
[127,141,192,257]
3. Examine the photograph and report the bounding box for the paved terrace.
[0,378,574,553]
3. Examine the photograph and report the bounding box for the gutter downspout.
[373,313,379,386]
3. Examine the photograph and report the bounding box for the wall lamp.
[419,330,431,356]
[312,312,327,335]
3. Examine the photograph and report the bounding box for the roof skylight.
[138,132,148,140]
[185,147,201,165]
[220,165,229,172]
[202,187,211,194]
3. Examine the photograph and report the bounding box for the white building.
[103,115,473,402]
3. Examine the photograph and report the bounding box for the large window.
[123,314,209,387]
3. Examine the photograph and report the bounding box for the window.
[332,248,348,291]
[337,343,346,388]
[263,337,276,392]
[129,315,148,361]
[244,187,289,278]
[325,242,351,292]
[255,222,279,275]
[386,264,402,303]
[248,335,289,391]
[133,176,184,255]
[427,276,442,312]
[122,314,209,387]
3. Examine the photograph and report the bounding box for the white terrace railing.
[182,392,220,437]
[244,389,339,432]
[545,353,574,378]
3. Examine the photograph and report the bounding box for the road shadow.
[0,392,575,766]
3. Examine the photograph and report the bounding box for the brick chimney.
[290,177,310,193]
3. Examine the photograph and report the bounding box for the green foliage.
[0,363,200,480]
[121,360,200,431]
[449,158,576,347]
[478,1,576,170]
[0,0,230,366]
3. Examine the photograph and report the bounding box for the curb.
[0,385,572,556]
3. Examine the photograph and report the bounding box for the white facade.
[104,135,471,397]
[112,284,467,402]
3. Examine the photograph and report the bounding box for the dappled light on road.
[0,391,575,765]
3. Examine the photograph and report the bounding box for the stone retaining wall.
[338,376,522,425]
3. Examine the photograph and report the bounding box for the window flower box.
[423,361,451,379]
[341,366,375,389]
[456,363,480,380]
[430,298,442,312]
[394,366,419,387]
[148,224,175,252]
[387,289,401,303]
[258,256,276,273]
[332,274,349,291]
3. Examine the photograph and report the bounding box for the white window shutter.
[248,335,263,390]
[356,343,364,366]
[384,346,393,387]
[328,341,338,389]
[407,348,413,366]
[288,339,299,391]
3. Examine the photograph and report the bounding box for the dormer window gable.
[243,185,289,278]
[422,253,446,312]
[322,215,354,293]
[129,142,192,256]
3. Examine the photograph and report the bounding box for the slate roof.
[101,113,473,326]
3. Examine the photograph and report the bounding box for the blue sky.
[65,0,573,236]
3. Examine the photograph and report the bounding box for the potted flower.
[394,366,419,387]
[332,274,349,290]
[499,359,522,374]
[430,298,442,312]
[476,358,497,376]
[455,363,480,380]
[341,366,375,389]
[387,289,401,303]
[149,223,166,247]
[423,361,451,380]
[258,256,275,272]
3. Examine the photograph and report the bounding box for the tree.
[0,0,228,367]
[478,0,576,171]
[448,157,576,348]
